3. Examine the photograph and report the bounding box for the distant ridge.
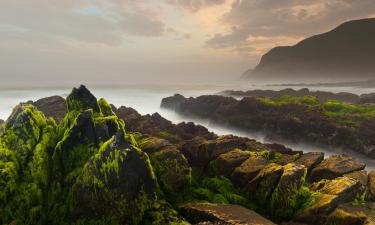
[244,18,375,82]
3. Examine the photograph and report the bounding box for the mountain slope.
[245,18,375,82]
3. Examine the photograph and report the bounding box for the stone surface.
[369,171,375,200]
[295,152,324,173]
[245,163,284,201]
[180,203,276,225]
[327,204,375,225]
[231,156,268,187]
[31,95,67,122]
[343,170,368,187]
[309,154,366,182]
[209,149,250,176]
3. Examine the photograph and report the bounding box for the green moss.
[258,95,320,107]
[98,98,115,117]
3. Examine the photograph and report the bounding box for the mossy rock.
[294,152,324,174]
[309,154,366,182]
[209,148,250,177]
[72,131,158,224]
[245,163,284,202]
[231,155,268,187]
[326,204,374,225]
[142,200,190,225]
[150,146,192,193]
[66,85,100,113]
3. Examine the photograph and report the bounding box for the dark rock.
[231,156,268,187]
[209,149,250,176]
[179,203,276,225]
[295,152,324,173]
[66,85,100,112]
[31,95,67,122]
[72,131,157,223]
[245,163,284,201]
[309,155,366,182]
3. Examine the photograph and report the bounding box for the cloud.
[205,0,375,55]
[165,0,226,12]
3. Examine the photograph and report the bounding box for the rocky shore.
[161,94,375,159]
[1,85,374,225]
[221,88,375,104]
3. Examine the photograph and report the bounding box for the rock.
[179,203,276,225]
[231,156,268,187]
[142,200,191,225]
[326,204,375,225]
[140,137,172,155]
[369,171,375,200]
[295,152,324,173]
[210,135,250,159]
[66,85,100,112]
[298,176,362,223]
[309,154,366,182]
[149,146,191,192]
[273,153,297,166]
[31,95,67,122]
[245,163,284,201]
[181,137,212,168]
[72,131,158,223]
[343,170,368,187]
[209,149,251,176]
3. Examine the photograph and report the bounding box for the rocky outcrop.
[231,155,268,187]
[295,152,324,174]
[244,18,375,82]
[180,203,276,225]
[161,94,375,158]
[327,203,375,225]
[67,85,100,112]
[309,155,366,182]
[29,95,67,122]
[222,88,361,103]
[209,149,250,176]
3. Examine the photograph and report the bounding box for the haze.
[1,0,375,87]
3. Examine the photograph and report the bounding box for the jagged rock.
[295,152,324,173]
[369,171,375,201]
[66,85,100,112]
[72,131,158,223]
[298,177,362,224]
[31,95,67,122]
[309,154,366,182]
[209,149,250,176]
[326,203,375,225]
[231,155,268,187]
[245,163,284,201]
[179,203,276,225]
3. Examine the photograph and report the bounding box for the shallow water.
[0,84,374,171]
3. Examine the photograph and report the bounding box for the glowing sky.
[0,0,374,86]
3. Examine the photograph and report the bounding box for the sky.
[0,0,374,87]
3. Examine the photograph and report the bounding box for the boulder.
[369,171,375,200]
[72,131,158,223]
[210,135,250,159]
[343,170,368,187]
[245,163,284,201]
[209,149,250,176]
[140,137,172,155]
[149,146,191,192]
[179,203,276,225]
[295,152,324,173]
[326,203,375,225]
[66,85,100,112]
[298,177,362,223]
[31,95,67,122]
[231,156,268,187]
[181,137,212,168]
[309,154,366,182]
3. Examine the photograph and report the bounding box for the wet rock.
[209,149,250,176]
[31,95,67,122]
[295,152,324,173]
[369,171,375,200]
[231,156,268,187]
[309,154,366,182]
[245,163,284,201]
[326,203,375,225]
[72,131,158,223]
[179,203,276,225]
[66,85,100,112]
